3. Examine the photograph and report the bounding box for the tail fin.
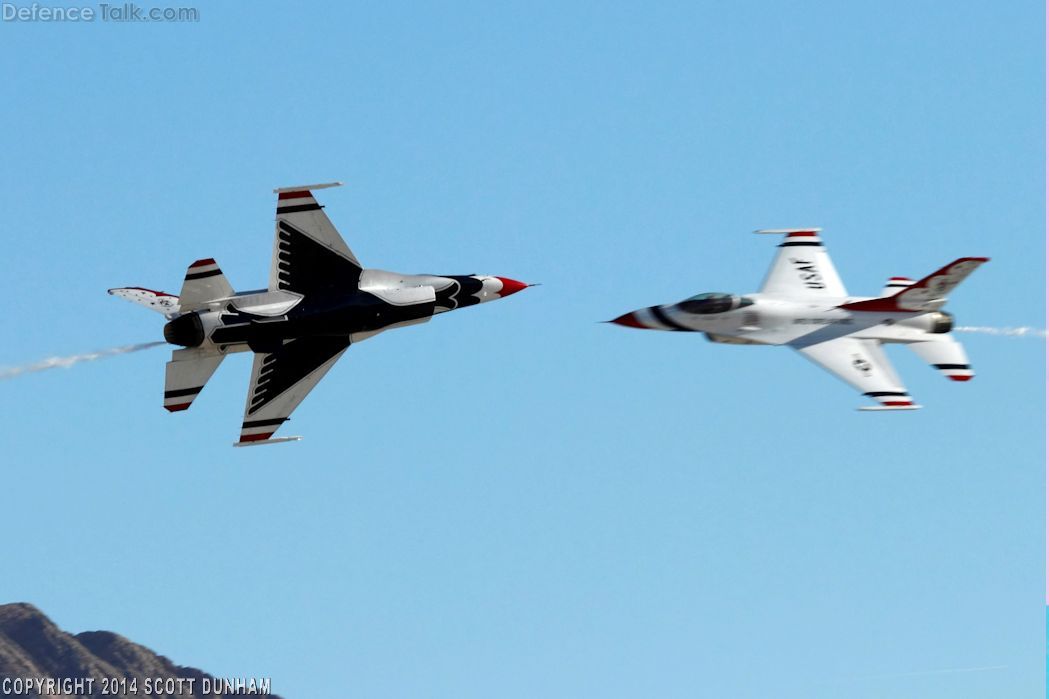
[841,257,989,313]
[108,287,181,318]
[906,336,974,382]
[164,348,225,411]
[179,258,234,311]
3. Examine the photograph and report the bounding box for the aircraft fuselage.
[163,271,526,353]
[612,293,955,347]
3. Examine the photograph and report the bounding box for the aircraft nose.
[609,312,645,329]
[495,277,529,297]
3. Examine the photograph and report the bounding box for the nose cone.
[609,312,646,329]
[496,277,529,297]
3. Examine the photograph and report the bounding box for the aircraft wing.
[792,336,920,410]
[269,183,362,295]
[235,336,351,445]
[755,229,847,298]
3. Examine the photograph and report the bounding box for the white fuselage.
[618,293,954,347]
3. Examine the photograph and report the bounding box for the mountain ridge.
[0,603,279,698]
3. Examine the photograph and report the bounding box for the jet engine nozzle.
[929,311,953,334]
[896,310,954,334]
[163,312,205,347]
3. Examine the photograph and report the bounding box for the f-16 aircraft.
[609,229,988,410]
[111,183,530,445]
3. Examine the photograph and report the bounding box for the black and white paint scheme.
[609,229,988,410]
[110,183,531,445]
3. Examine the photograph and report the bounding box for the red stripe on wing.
[239,432,275,443]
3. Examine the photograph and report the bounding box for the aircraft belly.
[208,290,437,349]
[852,323,930,343]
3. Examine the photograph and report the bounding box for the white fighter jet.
[110,183,530,445]
[609,229,988,410]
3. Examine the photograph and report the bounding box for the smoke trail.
[955,326,1047,339]
[0,341,166,381]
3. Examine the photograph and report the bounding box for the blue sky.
[0,2,1044,697]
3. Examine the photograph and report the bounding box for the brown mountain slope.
[0,604,279,698]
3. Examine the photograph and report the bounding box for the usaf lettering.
[790,257,825,289]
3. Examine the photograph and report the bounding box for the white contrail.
[955,326,1047,338]
[0,341,165,381]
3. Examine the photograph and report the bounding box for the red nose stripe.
[948,375,973,382]
[610,313,646,329]
[496,277,528,297]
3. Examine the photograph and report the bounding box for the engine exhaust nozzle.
[163,313,205,347]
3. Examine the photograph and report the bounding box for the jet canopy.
[677,292,753,315]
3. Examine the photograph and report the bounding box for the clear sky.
[0,2,1044,697]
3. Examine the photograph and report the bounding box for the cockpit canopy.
[677,292,753,315]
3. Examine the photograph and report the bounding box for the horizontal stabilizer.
[907,337,974,382]
[108,287,180,318]
[178,258,234,311]
[164,348,224,412]
[840,257,988,313]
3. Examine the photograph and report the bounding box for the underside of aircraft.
[111,183,530,445]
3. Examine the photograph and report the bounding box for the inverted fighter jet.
[609,229,987,410]
[111,183,530,445]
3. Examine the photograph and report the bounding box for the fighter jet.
[110,183,530,445]
[609,228,987,410]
